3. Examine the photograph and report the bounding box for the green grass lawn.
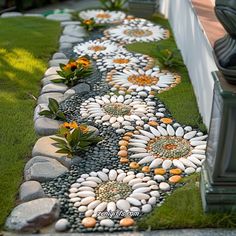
[126,14,206,132]
[127,14,236,229]
[0,17,60,229]
[138,174,236,229]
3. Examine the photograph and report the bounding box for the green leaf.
[55,148,71,154]
[39,110,52,117]
[52,78,64,83]
[56,111,67,121]
[51,137,68,146]
[48,98,59,114]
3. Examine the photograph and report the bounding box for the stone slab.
[42,74,64,86]
[37,92,65,105]
[59,35,83,44]
[32,135,73,168]
[34,103,48,121]
[1,12,22,18]
[52,52,67,60]
[5,198,60,232]
[49,59,69,67]
[61,21,81,27]
[46,13,71,21]
[44,67,60,77]
[34,117,63,136]
[24,156,68,182]
[63,25,88,37]
[41,83,68,94]
[19,181,45,202]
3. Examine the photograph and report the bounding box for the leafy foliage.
[52,56,93,87]
[51,122,102,158]
[99,0,128,10]
[39,98,66,121]
[156,43,184,69]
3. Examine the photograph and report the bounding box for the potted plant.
[128,0,159,18]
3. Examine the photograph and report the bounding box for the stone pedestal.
[201,71,236,212]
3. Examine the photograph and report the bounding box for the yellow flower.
[76,57,91,68]
[63,61,77,71]
[83,19,93,25]
[62,121,79,129]
[79,124,89,134]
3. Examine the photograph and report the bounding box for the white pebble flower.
[79,9,126,24]
[122,125,207,173]
[73,40,122,59]
[69,168,161,227]
[80,94,156,132]
[104,25,167,44]
[123,18,155,27]
[96,51,154,73]
[106,68,180,95]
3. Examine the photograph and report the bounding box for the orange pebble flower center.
[89,45,106,52]
[96,13,111,19]
[113,58,130,64]
[124,29,153,37]
[128,74,158,86]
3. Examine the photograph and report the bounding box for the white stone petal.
[157,126,168,136]
[167,125,175,136]
[150,126,161,136]
[175,127,184,137]
[183,130,197,140]
[173,159,185,170]
[149,158,163,169]
[139,130,155,139]
[179,157,197,168]
[162,159,172,169]
[138,156,155,165]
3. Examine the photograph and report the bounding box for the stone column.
[201,0,236,212]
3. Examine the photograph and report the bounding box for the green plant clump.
[39,98,66,121]
[52,122,102,158]
[99,0,128,10]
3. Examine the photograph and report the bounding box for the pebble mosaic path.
[3,9,207,234]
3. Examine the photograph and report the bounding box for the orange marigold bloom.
[83,19,93,25]
[63,121,79,129]
[76,57,91,68]
[79,124,89,134]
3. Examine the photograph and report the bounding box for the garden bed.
[2,5,236,235]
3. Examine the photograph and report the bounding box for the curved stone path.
[4,10,207,234]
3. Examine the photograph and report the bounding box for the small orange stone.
[119,140,128,146]
[123,136,131,141]
[82,217,96,228]
[170,168,182,175]
[142,166,150,173]
[120,157,129,163]
[120,217,135,227]
[118,150,128,157]
[129,162,140,169]
[120,145,127,151]
[160,118,173,124]
[133,131,140,134]
[125,132,133,136]
[148,121,158,127]
[154,168,166,175]
[149,91,156,95]
[169,175,182,183]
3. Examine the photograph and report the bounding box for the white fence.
[159,0,219,129]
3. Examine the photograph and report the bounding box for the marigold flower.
[83,19,93,25]
[79,124,89,133]
[63,121,79,129]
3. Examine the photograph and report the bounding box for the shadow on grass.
[0,17,60,229]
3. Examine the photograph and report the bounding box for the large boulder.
[24,156,68,182]
[34,117,63,136]
[37,92,65,105]
[32,136,73,168]
[19,181,45,202]
[5,198,60,232]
